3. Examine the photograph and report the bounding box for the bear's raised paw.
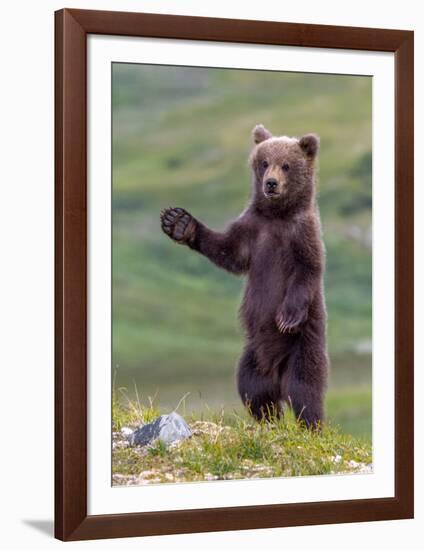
[160,207,196,245]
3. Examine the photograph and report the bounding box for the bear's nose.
[265,178,278,191]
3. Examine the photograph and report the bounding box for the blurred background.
[112,63,372,441]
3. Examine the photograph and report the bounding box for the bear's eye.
[262,160,269,169]
[282,163,290,172]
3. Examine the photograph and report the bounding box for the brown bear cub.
[161,124,328,428]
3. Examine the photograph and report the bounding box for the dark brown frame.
[55,8,414,541]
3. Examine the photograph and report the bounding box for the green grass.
[112,396,372,485]
[112,64,373,441]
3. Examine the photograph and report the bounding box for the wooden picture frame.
[55,8,414,541]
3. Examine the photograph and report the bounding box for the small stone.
[128,412,192,447]
[113,439,130,450]
[121,426,133,437]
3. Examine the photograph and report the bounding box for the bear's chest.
[250,225,294,279]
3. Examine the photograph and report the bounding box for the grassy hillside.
[112,64,372,440]
[112,398,372,485]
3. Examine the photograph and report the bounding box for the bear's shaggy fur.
[161,124,328,428]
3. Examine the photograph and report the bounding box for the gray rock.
[128,412,192,447]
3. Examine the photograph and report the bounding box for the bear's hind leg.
[237,346,282,421]
[286,338,327,429]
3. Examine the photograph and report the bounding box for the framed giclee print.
[55,8,414,541]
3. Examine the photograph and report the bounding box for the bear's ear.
[252,124,272,144]
[299,134,320,159]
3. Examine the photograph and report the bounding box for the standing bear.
[161,124,328,428]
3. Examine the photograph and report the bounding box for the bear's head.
[249,124,319,215]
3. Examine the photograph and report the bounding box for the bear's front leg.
[276,291,309,334]
[161,207,197,245]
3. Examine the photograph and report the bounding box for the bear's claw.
[276,311,306,334]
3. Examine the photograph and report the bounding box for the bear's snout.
[265,178,278,192]
[263,176,285,198]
